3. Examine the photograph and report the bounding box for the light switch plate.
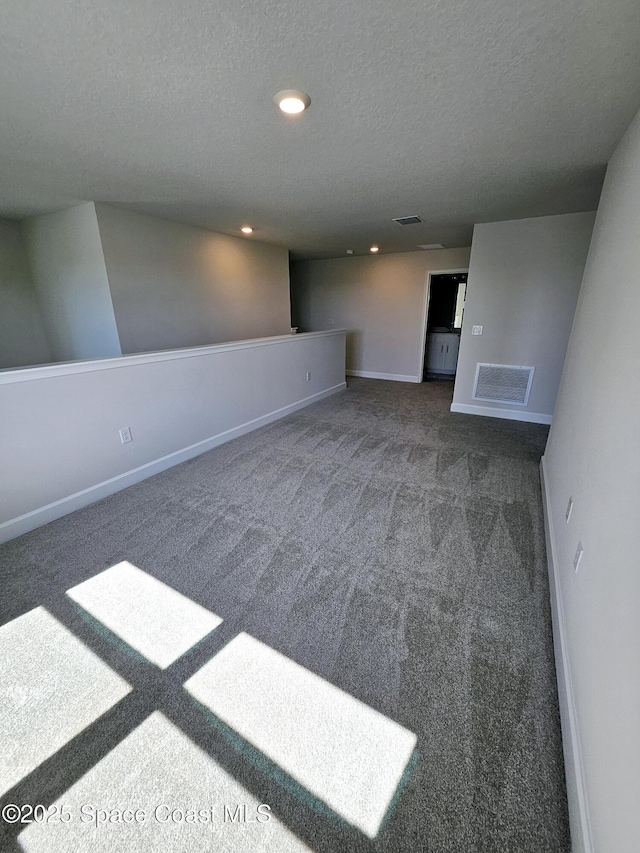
[119,427,133,444]
[472,325,483,335]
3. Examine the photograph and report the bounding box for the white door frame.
[417,268,469,382]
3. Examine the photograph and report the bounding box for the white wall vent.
[472,363,534,406]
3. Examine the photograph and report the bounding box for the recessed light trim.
[241,226,253,234]
[370,246,379,253]
[274,89,311,114]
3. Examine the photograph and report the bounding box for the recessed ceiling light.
[274,89,311,115]
[241,226,253,234]
[370,246,379,253]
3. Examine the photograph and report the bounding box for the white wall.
[542,109,640,853]
[95,204,291,354]
[0,218,51,369]
[291,248,471,382]
[452,212,596,423]
[24,203,122,362]
[0,331,346,542]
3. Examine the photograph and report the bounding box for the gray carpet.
[0,378,569,852]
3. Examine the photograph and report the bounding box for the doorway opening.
[422,271,468,382]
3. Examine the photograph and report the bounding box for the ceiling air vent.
[392,215,423,226]
[472,364,534,406]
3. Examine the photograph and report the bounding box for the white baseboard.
[450,402,552,425]
[0,382,346,545]
[540,456,592,853]
[346,370,420,383]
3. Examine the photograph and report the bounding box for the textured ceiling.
[1,0,640,259]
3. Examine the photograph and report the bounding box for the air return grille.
[472,364,534,406]
[392,215,423,225]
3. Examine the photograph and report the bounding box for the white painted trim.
[346,370,420,383]
[540,456,593,853]
[0,329,347,385]
[0,382,346,544]
[450,402,552,424]
[417,267,469,382]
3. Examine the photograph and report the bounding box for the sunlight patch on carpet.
[184,632,417,838]
[0,606,131,796]
[67,561,222,668]
[18,711,312,853]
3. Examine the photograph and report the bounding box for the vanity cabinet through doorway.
[425,333,460,374]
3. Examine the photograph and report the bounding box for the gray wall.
[452,212,596,421]
[95,204,291,354]
[24,203,122,362]
[0,331,346,540]
[543,109,640,853]
[291,248,471,381]
[0,218,51,369]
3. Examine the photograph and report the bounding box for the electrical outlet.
[565,497,573,523]
[306,372,311,381]
[472,325,483,335]
[119,427,133,444]
[573,542,584,573]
